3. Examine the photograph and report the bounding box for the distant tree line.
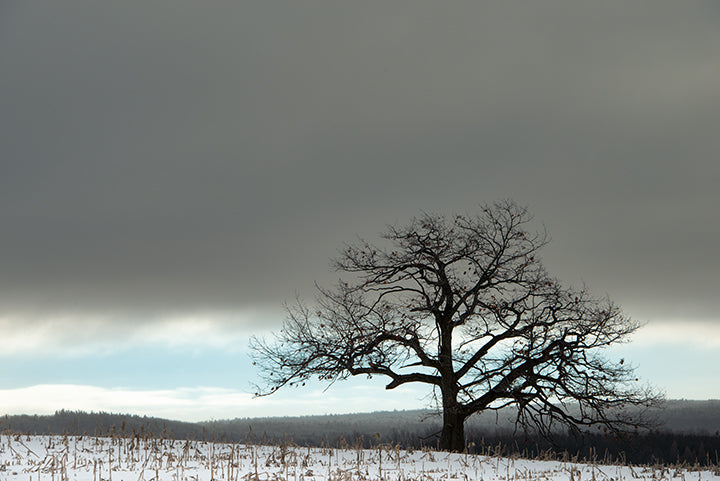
[204,408,720,467]
[2,401,719,466]
[0,410,206,440]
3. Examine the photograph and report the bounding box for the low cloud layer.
[0,309,276,357]
[1,1,719,349]
[0,383,426,421]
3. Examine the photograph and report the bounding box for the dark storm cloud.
[1,1,719,326]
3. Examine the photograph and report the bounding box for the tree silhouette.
[251,200,661,451]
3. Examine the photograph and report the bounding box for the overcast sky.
[1,1,719,421]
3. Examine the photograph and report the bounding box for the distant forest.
[2,400,719,466]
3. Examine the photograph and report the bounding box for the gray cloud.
[1,1,719,328]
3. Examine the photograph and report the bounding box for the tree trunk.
[438,312,465,451]
[439,405,466,452]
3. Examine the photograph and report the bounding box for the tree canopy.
[251,200,661,451]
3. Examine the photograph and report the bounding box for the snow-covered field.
[1,434,718,481]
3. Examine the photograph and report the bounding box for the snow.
[1,434,718,481]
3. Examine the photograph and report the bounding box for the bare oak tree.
[251,201,661,451]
